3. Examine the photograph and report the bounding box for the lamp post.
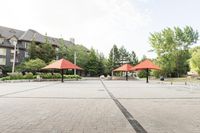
[74,51,77,75]
[111,47,114,79]
[9,37,18,73]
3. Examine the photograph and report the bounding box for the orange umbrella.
[113,64,134,80]
[113,64,134,72]
[42,58,83,82]
[132,59,160,83]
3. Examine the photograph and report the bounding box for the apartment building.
[0,26,74,67]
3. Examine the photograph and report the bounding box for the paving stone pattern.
[0,80,200,132]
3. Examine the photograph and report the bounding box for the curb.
[0,79,81,83]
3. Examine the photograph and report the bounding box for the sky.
[1,0,200,59]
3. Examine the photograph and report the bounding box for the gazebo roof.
[42,58,83,70]
[132,59,160,71]
[113,64,134,72]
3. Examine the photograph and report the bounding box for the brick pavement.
[0,80,200,133]
[0,81,135,133]
[103,80,200,133]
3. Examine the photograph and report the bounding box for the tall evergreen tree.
[119,46,129,65]
[27,39,37,59]
[85,48,99,76]
[39,35,56,63]
[107,45,120,72]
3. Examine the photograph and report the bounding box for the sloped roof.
[132,59,160,71]
[0,26,24,39]
[42,58,83,70]
[0,26,73,46]
[113,64,134,72]
[19,29,73,46]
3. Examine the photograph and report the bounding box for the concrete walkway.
[0,80,200,133]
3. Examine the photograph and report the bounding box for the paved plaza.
[0,80,200,133]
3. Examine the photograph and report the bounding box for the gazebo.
[113,64,134,81]
[42,58,83,82]
[132,59,160,83]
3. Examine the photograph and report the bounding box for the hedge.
[0,72,81,81]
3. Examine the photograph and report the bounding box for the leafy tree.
[66,44,90,69]
[189,47,200,75]
[56,39,91,72]
[24,58,46,72]
[57,38,68,59]
[149,26,198,77]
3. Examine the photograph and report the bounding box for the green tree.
[189,47,200,74]
[96,52,106,75]
[128,51,138,65]
[107,45,138,74]
[27,40,38,59]
[149,26,198,77]
[27,35,56,63]
[85,48,99,76]
[57,38,68,59]
[24,58,46,72]
[39,35,56,63]
[107,45,120,72]
[119,46,129,65]
[57,39,90,71]
[137,55,148,78]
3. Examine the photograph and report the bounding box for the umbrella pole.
[146,68,149,83]
[61,69,64,82]
[126,72,128,81]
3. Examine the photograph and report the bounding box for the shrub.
[0,73,81,81]
[23,72,34,79]
[53,73,62,78]
[18,58,46,73]
[0,73,36,80]
[39,73,53,79]
[8,72,23,80]
[137,70,147,78]
[0,76,11,81]
[64,75,81,79]
[39,73,62,79]
[151,70,161,78]
[0,66,12,76]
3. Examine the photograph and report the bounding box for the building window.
[24,42,28,49]
[0,48,6,65]
[0,48,6,56]
[0,58,6,65]
[10,50,18,63]
[0,37,4,44]
[25,51,29,58]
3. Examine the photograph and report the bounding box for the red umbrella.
[113,64,134,80]
[42,58,83,82]
[113,64,134,72]
[132,59,160,83]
